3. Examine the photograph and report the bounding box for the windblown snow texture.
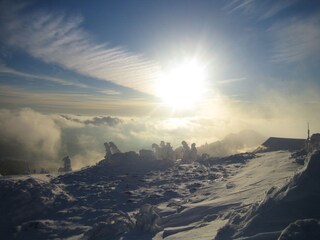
[215,150,320,240]
[1,150,318,239]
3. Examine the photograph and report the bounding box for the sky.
[0,0,320,169]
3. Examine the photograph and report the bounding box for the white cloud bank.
[1,97,319,171]
[0,108,61,160]
[0,107,260,170]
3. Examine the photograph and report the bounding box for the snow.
[15,220,89,240]
[155,219,228,240]
[2,149,318,239]
[278,219,320,240]
[215,149,320,240]
[153,151,301,240]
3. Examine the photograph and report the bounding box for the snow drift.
[0,176,74,238]
[215,150,320,240]
[1,148,316,239]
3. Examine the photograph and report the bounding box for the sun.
[156,59,206,110]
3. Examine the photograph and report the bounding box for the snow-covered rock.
[15,219,89,240]
[136,204,162,233]
[83,212,134,240]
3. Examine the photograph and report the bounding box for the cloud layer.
[0,1,161,94]
[225,0,320,63]
[0,65,89,88]
[1,96,320,172]
[0,108,61,160]
[60,115,122,126]
[225,0,299,19]
[268,15,320,63]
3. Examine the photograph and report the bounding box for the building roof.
[261,137,306,152]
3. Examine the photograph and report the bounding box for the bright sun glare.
[157,60,206,110]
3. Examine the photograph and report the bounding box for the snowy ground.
[154,151,301,240]
[1,150,315,239]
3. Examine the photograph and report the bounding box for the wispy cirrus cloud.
[0,1,161,94]
[0,85,157,115]
[0,64,88,88]
[225,0,299,19]
[224,0,255,15]
[268,15,320,63]
[224,0,320,63]
[260,0,299,20]
[216,77,246,85]
[99,90,122,96]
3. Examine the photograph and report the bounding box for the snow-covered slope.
[0,174,75,238]
[1,150,314,239]
[215,149,320,240]
[154,151,301,240]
